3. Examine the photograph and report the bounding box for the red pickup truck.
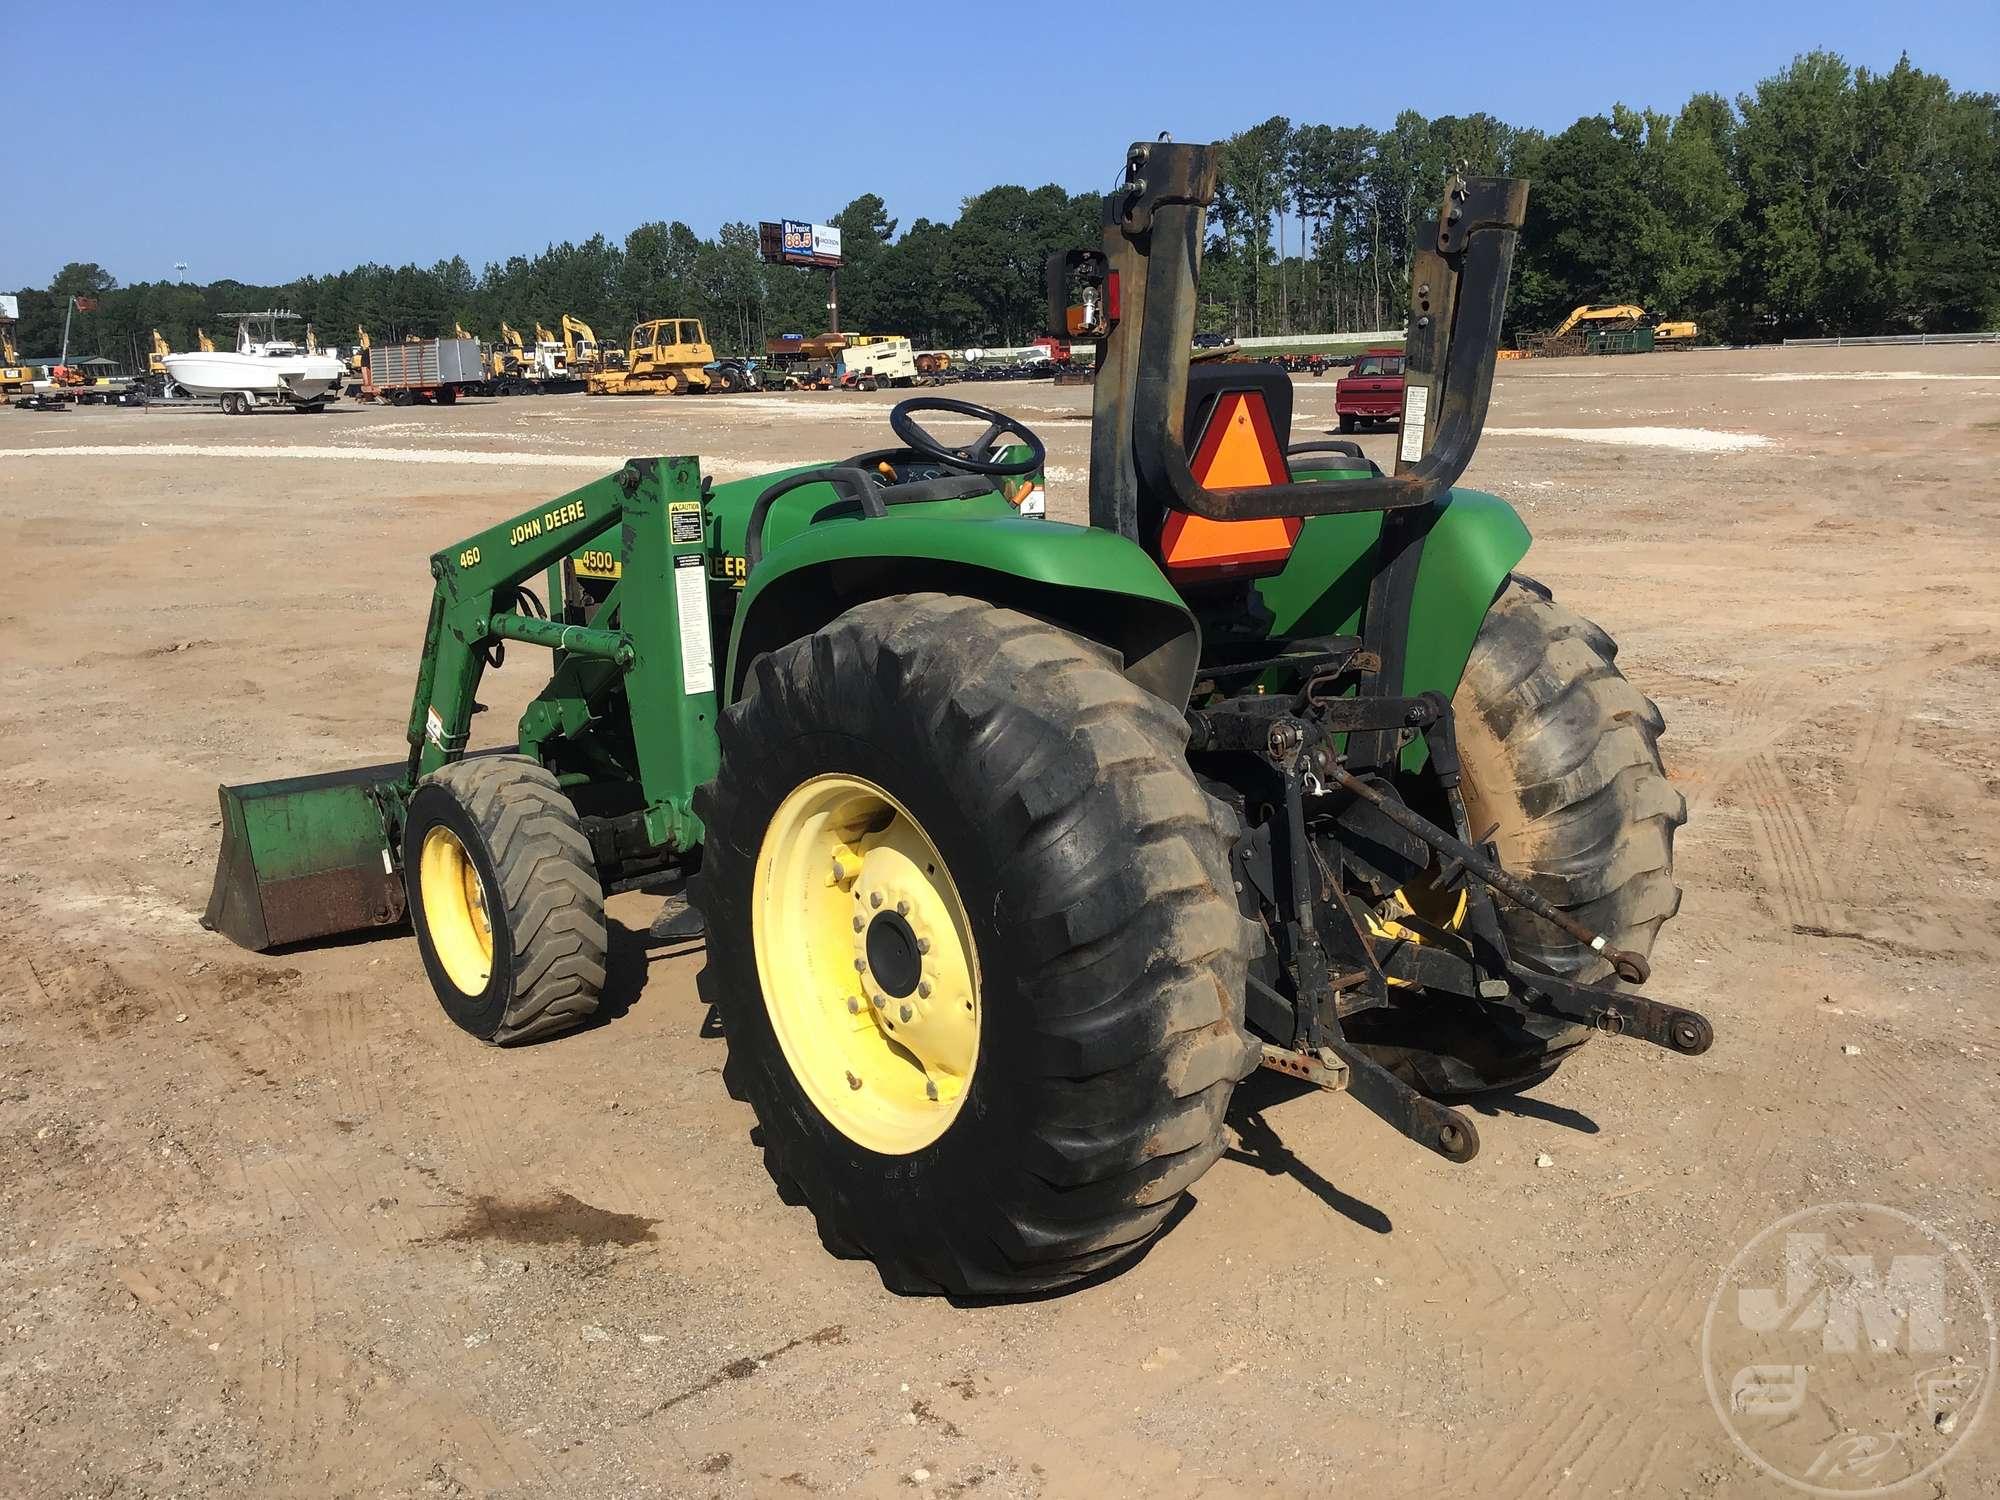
[1334,347,1405,432]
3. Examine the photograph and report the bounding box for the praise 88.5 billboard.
[760,220,843,268]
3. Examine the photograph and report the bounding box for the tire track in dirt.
[1677,645,1982,825]
[1831,682,1912,904]
[1738,750,1840,934]
[118,1249,556,1494]
[1482,1386,1596,1497]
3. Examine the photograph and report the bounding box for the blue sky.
[9,0,1996,289]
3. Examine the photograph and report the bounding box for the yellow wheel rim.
[752,773,980,1155]
[420,825,494,994]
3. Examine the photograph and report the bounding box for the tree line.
[12,51,1996,371]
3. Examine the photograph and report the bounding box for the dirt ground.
[2,344,1997,1499]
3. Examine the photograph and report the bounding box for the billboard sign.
[761,220,844,269]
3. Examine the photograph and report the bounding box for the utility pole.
[827,268,839,335]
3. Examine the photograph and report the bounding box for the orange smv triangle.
[1159,390,1302,581]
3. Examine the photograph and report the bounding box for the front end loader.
[206,138,1709,1294]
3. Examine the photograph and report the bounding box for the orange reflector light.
[1159,390,1301,581]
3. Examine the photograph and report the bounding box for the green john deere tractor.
[205,140,1708,1295]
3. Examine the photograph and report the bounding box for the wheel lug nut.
[925,1080,939,1102]
[852,915,863,932]
[846,997,860,1014]
[899,1004,913,1022]
[853,957,866,972]
[916,937,930,955]
[896,900,909,916]
[873,993,887,1009]
[870,891,882,909]
[917,979,931,999]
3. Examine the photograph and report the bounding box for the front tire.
[403,755,607,1045]
[693,595,1259,1295]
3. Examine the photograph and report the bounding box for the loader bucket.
[202,761,409,952]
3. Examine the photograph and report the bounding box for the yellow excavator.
[560,313,622,375]
[197,328,216,353]
[586,317,713,395]
[495,321,528,376]
[148,329,172,376]
[2,316,31,395]
[1521,303,1698,356]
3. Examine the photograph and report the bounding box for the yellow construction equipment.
[197,328,216,353]
[148,329,172,376]
[586,317,713,395]
[1520,303,1698,356]
[495,321,528,378]
[560,314,596,374]
[1550,303,1646,340]
[561,314,620,375]
[1,315,30,394]
[349,326,371,377]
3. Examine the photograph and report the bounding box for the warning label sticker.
[669,501,704,546]
[674,553,715,695]
[1399,383,1430,465]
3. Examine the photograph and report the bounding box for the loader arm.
[207,457,717,951]
[406,458,717,844]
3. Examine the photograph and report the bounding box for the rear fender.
[1256,484,1531,703]
[726,515,1201,710]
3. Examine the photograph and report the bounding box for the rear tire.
[1338,413,1357,433]
[403,755,607,1046]
[1347,576,1684,1094]
[693,595,1260,1295]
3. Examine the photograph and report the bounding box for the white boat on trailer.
[161,311,345,414]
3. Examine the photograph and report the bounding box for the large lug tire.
[692,595,1261,1296]
[403,755,607,1046]
[1348,576,1685,1095]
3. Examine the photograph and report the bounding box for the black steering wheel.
[888,396,1046,477]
